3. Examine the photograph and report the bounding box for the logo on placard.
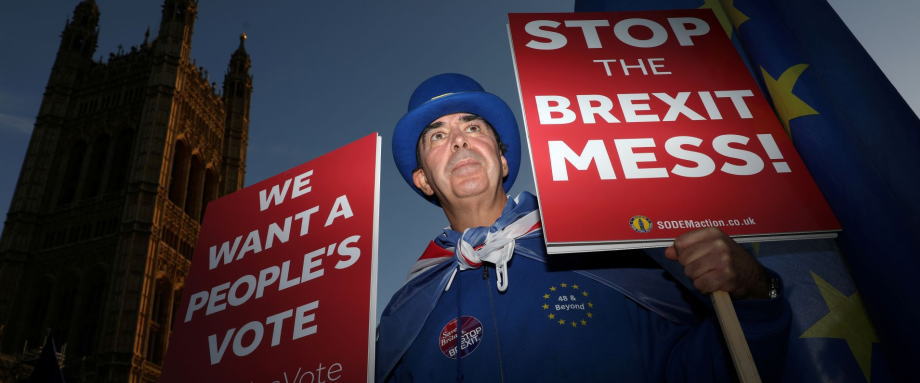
[629,215,653,233]
[541,282,593,328]
[438,316,483,359]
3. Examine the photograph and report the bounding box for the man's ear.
[413,168,435,196]
[500,155,509,178]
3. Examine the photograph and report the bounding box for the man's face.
[413,113,508,205]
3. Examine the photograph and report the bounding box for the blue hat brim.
[393,91,520,205]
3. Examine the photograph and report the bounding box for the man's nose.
[450,131,469,152]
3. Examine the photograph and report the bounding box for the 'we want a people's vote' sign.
[160,133,380,382]
[508,10,839,253]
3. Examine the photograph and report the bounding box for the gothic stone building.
[0,0,251,381]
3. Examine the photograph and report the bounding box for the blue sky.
[1,0,917,319]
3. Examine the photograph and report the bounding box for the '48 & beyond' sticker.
[541,283,593,328]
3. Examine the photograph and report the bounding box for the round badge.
[629,215,653,233]
[438,316,484,359]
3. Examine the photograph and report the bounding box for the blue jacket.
[376,197,790,382]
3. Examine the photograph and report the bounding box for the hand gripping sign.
[510,11,841,383]
[508,10,839,253]
[160,133,380,383]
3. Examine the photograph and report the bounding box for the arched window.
[168,141,190,207]
[82,134,110,199]
[58,140,87,206]
[201,168,219,222]
[146,278,172,364]
[75,266,107,357]
[184,155,204,220]
[170,287,183,331]
[26,275,56,346]
[51,270,80,346]
[107,130,135,192]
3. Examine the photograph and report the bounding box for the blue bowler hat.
[393,73,521,205]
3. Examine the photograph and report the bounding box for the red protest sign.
[508,10,839,253]
[160,133,380,382]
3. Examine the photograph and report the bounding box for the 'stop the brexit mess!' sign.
[508,10,840,253]
[160,133,380,382]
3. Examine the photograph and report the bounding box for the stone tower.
[0,0,252,381]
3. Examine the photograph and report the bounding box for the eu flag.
[574,0,919,381]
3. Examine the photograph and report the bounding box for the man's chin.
[445,181,500,201]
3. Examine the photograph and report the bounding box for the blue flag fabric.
[574,0,919,381]
[714,1,919,381]
[755,240,893,383]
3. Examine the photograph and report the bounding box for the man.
[377,73,789,382]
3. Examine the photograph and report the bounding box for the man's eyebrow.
[423,121,444,131]
[460,114,483,122]
[420,114,484,139]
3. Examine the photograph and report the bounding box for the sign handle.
[711,290,762,383]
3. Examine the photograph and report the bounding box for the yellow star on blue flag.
[698,0,748,36]
[761,64,819,134]
[801,272,879,382]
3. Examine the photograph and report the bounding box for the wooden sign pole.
[711,291,762,383]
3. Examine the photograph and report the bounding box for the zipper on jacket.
[484,265,506,383]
